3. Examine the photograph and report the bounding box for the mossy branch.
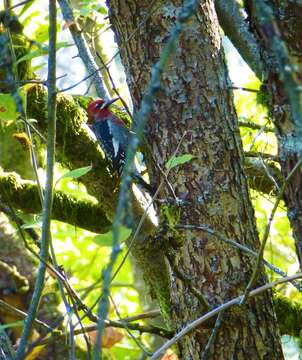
[0,170,112,234]
[273,293,302,338]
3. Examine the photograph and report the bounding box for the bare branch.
[215,0,264,79]
[58,0,108,99]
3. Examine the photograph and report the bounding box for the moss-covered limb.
[244,157,282,195]
[274,293,302,337]
[0,170,112,234]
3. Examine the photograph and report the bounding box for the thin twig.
[7,0,31,10]
[35,319,172,348]
[200,310,225,360]
[57,0,108,99]
[96,51,133,120]
[150,273,302,360]
[121,310,160,322]
[259,157,280,192]
[238,120,274,133]
[245,151,278,161]
[15,1,57,357]
[231,86,259,93]
[109,295,152,355]
[0,300,52,334]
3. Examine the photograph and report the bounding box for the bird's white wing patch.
[112,138,120,157]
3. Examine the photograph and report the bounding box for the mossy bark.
[0,169,111,233]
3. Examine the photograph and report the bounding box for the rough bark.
[108,0,283,358]
[244,0,302,269]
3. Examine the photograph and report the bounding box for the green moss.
[0,31,32,93]
[273,292,302,337]
[0,169,112,233]
[158,203,185,249]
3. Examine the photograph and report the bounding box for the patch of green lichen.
[156,279,174,329]
[0,170,40,214]
[273,292,302,337]
[256,83,273,108]
[53,190,111,233]
[159,203,185,249]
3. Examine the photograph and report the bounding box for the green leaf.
[21,10,40,27]
[21,217,42,229]
[0,92,26,121]
[165,154,195,169]
[15,43,71,65]
[0,321,23,331]
[56,165,92,185]
[95,5,108,15]
[19,0,35,16]
[32,63,46,72]
[56,42,72,50]
[34,24,49,44]
[94,227,132,247]
[15,48,47,65]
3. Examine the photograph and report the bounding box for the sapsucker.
[87,98,153,194]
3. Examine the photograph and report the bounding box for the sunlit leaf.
[21,217,42,229]
[165,154,195,169]
[0,321,23,330]
[21,10,40,27]
[94,227,132,247]
[56,165,92,185]
[15,48,47,65]
[19,0,35,16]
[0,92,26,121]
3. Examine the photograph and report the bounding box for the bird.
[87,98,154,194]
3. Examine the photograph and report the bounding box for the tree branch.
[215,0,264,79]
[0,170,111,234]
[57,0,108,99]
[244,157,282,195]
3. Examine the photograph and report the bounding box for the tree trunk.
[108,0,283,358]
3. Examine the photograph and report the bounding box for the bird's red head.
[87,98,119,124]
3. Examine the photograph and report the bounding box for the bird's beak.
[101,98,119,109]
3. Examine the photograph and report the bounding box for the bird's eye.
[95,103,103,109]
